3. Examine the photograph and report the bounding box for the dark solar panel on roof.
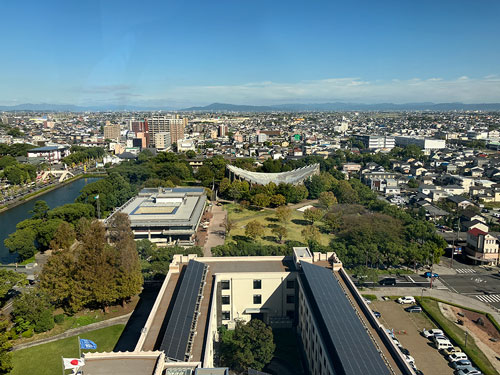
[300,262,390,375]
[160,260,206,360]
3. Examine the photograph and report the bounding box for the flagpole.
[78,336,81,358]
[61,356,65,375]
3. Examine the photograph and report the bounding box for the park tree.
[36,219,64,250]
[38,249,76,307]
[219,178,231,195]
[224,219,235,236]
[270,194,286,207]
[245,220,265,239]
[4,228,36,261]
[271,226,287,243]
[275,205,292,224]
[318,191,338,209]
[0,270,27,300]
[251,193,271,208]
[12,289,54,333]
[30,200,50,219]
[323,212,341,233]
[49,222,76,251]
[301,225,321,245]
[333,180,359,204]
[220,319,275,372]
[303,208,325,224]
[108,214,143,305]
[0,320,12,374]
[71,220,118,312]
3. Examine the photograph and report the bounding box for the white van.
[435,338,453,350]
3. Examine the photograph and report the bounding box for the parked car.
[435,338,453,350]
[449,352,468,362]
[373,311,381,318]
[397,296,416,304]
[379,277,397,286]
[454,368,482,375]
[363,298,372,305]
[441,346,462,356]
[404,354,415,365]
[424,271,439,278]
[451,360,472,370]
[405,305,422,313]
[423,328,444,338]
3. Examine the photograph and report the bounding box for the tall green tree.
[108,214,143,305]
[4,228,36,261]
[0,270,27,300]
[220,319,275,372]
[0,320,12,374]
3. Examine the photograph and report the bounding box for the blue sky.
[1,0,499,107]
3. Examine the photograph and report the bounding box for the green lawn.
[11,324,125,375]
[225,203,331,246]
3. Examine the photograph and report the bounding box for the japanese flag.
[63,358,85,369]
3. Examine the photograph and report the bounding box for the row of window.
[221,279,295,290]
[221,294,295,305]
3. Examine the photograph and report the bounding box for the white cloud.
[148,75,500,106]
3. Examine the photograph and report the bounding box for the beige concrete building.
[76,249,408,375]
[154,132,171,150]
[104,124,121,141]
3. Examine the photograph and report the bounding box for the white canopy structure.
[226,163,320,185]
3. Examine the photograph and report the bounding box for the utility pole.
[451,218,460,268]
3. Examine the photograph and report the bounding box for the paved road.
[440,273,500,309]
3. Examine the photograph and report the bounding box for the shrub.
[21,328,34,338]
[34,309,55,333]
[54,314,65,324]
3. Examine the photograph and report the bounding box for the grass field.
[225,203,331,246]
[11,324,125,375]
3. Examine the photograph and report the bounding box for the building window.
[222,311,230,320]
[253,279,262,289]
[253,294,262,304]
[222,295,230,305]
[286,280,295,289]
[286,310,295,319]
[286,294,295,304]
[221,280,230,290]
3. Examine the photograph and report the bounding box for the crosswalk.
[455,268,476,274]
[475,294,500,304]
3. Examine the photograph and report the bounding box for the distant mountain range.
[1,101,500,112]
[181,102,500,112]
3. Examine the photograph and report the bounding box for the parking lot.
[371,300,454,375]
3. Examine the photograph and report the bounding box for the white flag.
[63,358,85,369]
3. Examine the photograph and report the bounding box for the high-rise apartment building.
[104,124,121,141]
[147,115,187,147]
[154,132,172,150]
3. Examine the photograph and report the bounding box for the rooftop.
[299,262,390,375]
[119,187,206,228]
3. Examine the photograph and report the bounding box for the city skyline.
[1,0,499,106]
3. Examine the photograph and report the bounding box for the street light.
[421,288,426,299]
[465,330,468,348]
